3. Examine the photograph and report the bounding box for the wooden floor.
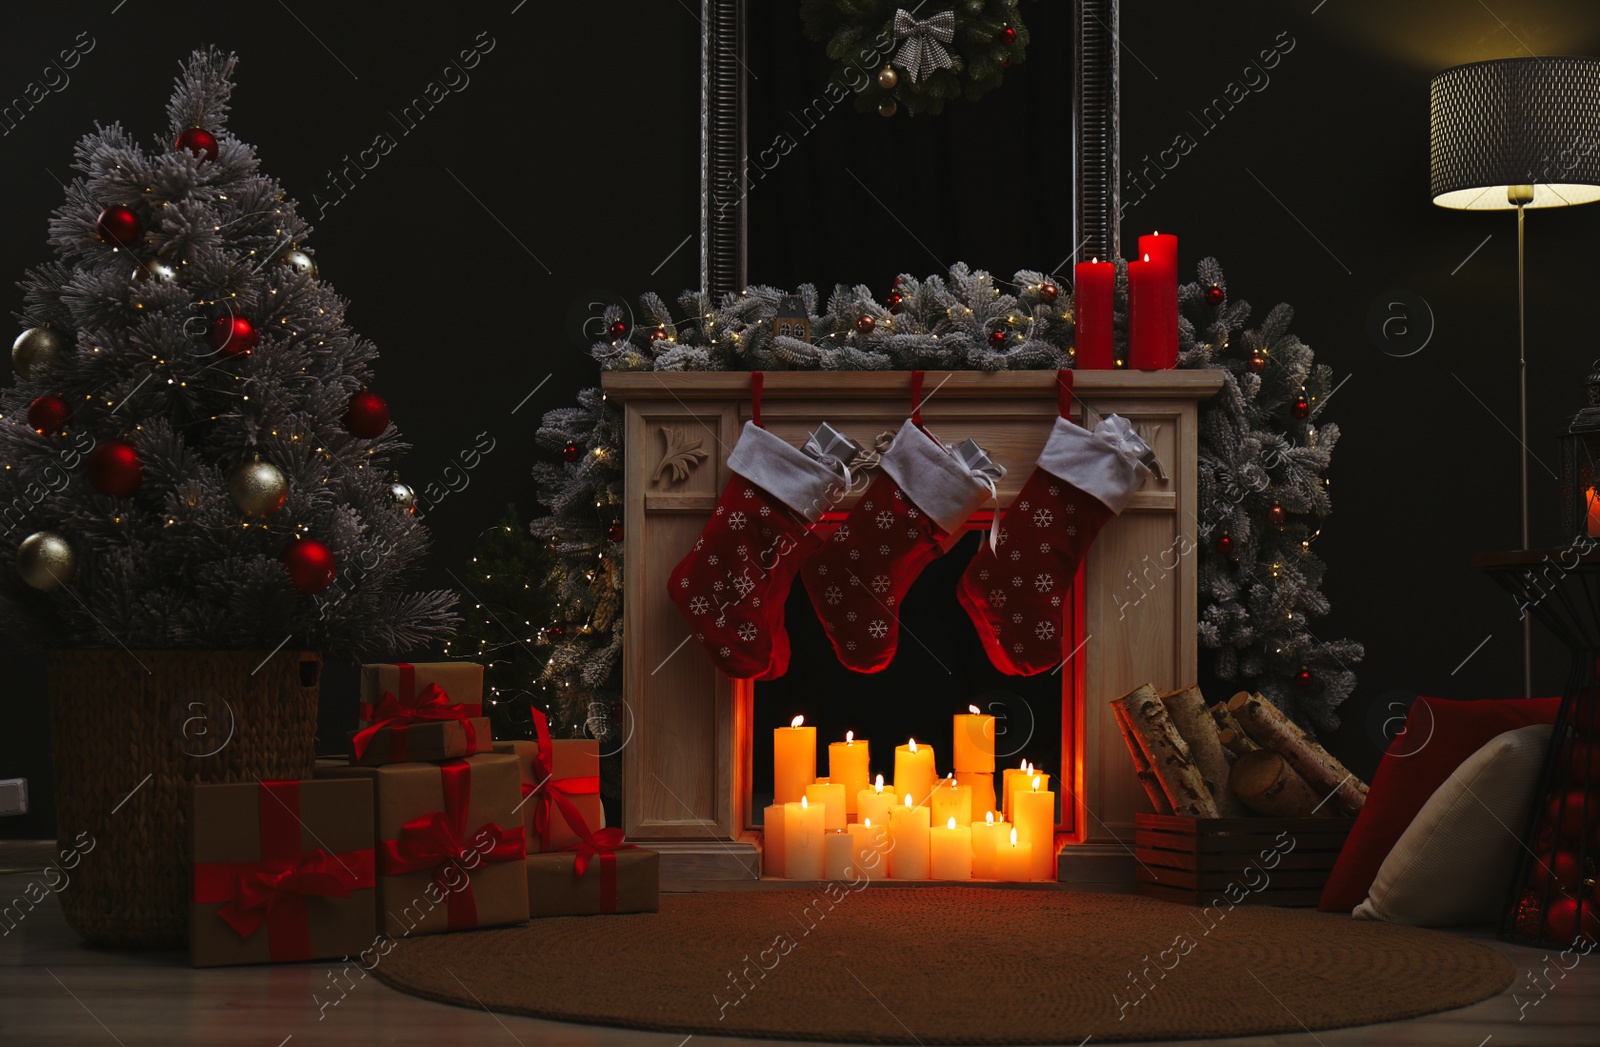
[1,846,1593,1047]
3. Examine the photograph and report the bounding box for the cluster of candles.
[1074,231,1178,370]
[764,707,1057,882]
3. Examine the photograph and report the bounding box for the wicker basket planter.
[47,649,321,948]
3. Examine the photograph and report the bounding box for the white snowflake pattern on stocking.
[728,511,747,530]
[871,574,891,593]
[876,511,895,529]
[1033,508,1054,527]
[825,586,844,605]
[689,597,709,615]
[1034,573,1054,592]
[868,619,889,639]
[1035,620,1056,640]
[737,622,759,641]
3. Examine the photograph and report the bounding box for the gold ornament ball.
[878,65,898,89]
[279,248,318,277]
[389,482,416,513]
[12,327,67,379]
[878,99,898,118]
[17,531,74,591]
[132,259,179,285]
[230,460,288,517]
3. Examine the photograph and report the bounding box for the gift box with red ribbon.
[526,828,659,917]
[351,661,492,766]
[318,753,529,937]
[190,779,377,967]
[494,708,603,853]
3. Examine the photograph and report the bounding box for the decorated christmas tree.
[0,48,456,655]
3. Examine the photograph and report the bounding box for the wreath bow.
[892,9,956,83]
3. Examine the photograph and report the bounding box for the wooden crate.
[1133,813,1353,908]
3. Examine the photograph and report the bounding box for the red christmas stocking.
[802,380,1001,673]
[668,382,853,681]
[958,372,1156,676]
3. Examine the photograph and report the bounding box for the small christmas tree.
[1179,258,1363,730]
[0,48,456,655]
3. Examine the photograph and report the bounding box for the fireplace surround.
[602,369,1224,881]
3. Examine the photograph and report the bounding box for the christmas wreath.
[801,0,1029,116]
[486,260,1362,741]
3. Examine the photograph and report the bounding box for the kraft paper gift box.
[190,778,377,967]
[351,661,492,766]
[317,753,529,937]
[493,738,604,852]
[525,847,659,917]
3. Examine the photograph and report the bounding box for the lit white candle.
[774,715,816,805]
[783,794,826,879]
[889,793,931,879]
[893,737,937,808]
[929,772,972,829]
[953,703,996,773]
[995,826,1033,881]
[848,816,888,881]
[1012,774,1056,881]
[929,815,973,880]
[828,730,871,816]
[970,810,1011,879]
[857,773,893,828]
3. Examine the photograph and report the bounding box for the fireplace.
[601,370,1223,881]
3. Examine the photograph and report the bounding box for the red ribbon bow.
[526,707,601,850]
[378,760,526,930]
[353,663,481,761]
[192,781,376,962]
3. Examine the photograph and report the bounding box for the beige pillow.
[1354,723,1553,927]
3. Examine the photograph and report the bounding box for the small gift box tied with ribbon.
[526,836,659,917]
[351,662,493,766]
[494,707,605,853]
[189,779,377,967]
[317,754,529,937]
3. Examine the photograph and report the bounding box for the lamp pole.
[1513,184,1532,698]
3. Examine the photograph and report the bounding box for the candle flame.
[875,774,884,792]
[791,715,805,728]
[1009,827,1019,846]
[968,704,980,714]
[1020,758,1028,770]
[947,816,957,831]
[863,817,872,828]
[801,795,809,809]
[846,730,854,744]
[1025,760,1034,774]
[1092,256,1099,264]
[1143,252,1150,262]
[986,811,995,825]
[1032,775,1042,791]
[904,794,913,808]
[908,737,918,753]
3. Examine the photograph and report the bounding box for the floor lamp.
[1430,56,1600,697]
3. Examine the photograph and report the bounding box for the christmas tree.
[0,48,456,655]
[1178,258,1363,730]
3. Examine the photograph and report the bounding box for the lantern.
[1559,366,1600,541]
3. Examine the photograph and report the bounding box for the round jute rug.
[371,887,1513,1044]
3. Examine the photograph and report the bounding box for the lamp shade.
[1430,56,1600,210]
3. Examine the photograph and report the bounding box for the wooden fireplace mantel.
[602,369,1224,882]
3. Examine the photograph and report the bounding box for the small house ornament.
[772,295,811,341]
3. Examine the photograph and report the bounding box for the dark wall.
[6,1,1599,837]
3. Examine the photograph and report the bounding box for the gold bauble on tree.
[278,247,318,277]
[878,65,898,89]
[230,459,288,517]
[17,531,74,590]
[11,327,67,378]
[878,99,898,118]
[132,259,179,285]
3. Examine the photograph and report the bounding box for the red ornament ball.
[1545,786,1596,840]
[27,394,71,434]
[174,127,219,162]
[1248,350,1267,374]
[96,205,142,247]
[1528,848,1589,893]
[1269,501,1286,526]
[999,25,1016,45]
[1294,666,1313,689]
[1569,740,1600,782]
[546,624,566,639]
[1205,285,1225,306]
[989,330,1008,349]
[1216,532,1232,555]
[345,390,391,439]
[610,318,628,339]
[1292,393,1310,420]
[856,314,876,334]
[562,442,580,463]
[280,539,337,594]
[208,315,259,356]
[607,522,624,544]
[649,326,668,342]
[87,439,142,497]
[1543,895,1600,946]
[1040,283,1059,304]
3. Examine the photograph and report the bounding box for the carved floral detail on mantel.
[652,425,710,485]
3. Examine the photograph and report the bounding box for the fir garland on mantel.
[522,259,1362,736]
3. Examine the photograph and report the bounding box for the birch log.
[1228,749,1324,817]
[1110,701,1174,815]
[1159,685,1247,817]
[1209,702,1260,757]
[1227,691,1369,814]
[1112,684,1220,817]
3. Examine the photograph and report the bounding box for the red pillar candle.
[1072,257,1115,369]
[1134,231,1179,369]
[1128,253,1167,369]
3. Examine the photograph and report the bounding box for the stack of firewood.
[1111,684,1369,818]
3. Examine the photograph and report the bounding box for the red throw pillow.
[1319,695,1562,913]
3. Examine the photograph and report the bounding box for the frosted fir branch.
[166,46,237,133]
